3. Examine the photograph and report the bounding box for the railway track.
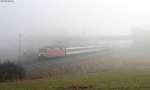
[23,46,112,77]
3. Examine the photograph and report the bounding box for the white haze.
[0,0,150,37]
[0,0,150,60]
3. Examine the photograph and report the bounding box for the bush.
[0,62,25,82]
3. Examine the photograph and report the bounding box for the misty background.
[0,0,150,60]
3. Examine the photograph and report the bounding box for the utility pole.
[18,34,22,61]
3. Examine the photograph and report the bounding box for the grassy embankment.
[1,70,150,90]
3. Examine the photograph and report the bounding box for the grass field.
[1,70,150,90]
[1,48,150,90]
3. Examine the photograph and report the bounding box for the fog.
[1,0,150,75]
[1,0,130,36]
[2,0,150,36]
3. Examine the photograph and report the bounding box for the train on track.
[38,47,66,58]
[38,46,104,59]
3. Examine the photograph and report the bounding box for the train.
[38,46,103,59]
[38,47,66,58]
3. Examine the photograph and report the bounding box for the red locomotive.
[38,47,66,58]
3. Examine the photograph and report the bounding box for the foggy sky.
[0,0,150,60]
[0,0,150,44]
[1,0,150,38]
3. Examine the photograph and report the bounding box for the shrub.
[0,62,25,82]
